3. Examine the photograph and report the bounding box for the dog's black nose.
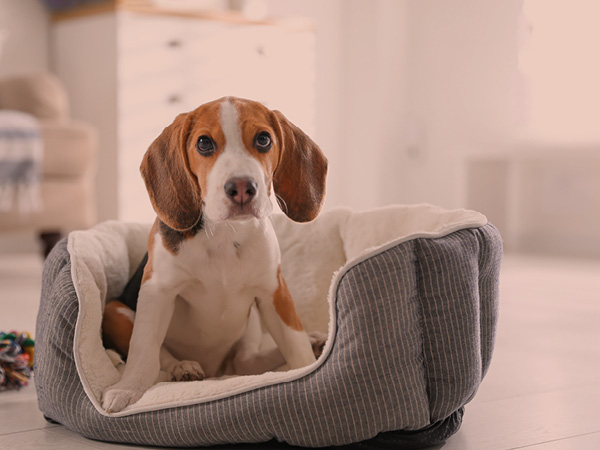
[225,177,258,206]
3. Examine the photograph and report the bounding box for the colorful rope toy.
[0,331,34,391]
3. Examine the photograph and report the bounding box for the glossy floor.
[1,251,599,449]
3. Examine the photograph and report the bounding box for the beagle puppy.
[101,97,327,413]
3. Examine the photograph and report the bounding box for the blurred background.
[1,2,599,448]
[0,0,599,258]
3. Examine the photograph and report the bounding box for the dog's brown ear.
[272,111,328,222]
[140,113,201,231]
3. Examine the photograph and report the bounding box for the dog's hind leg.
[230,305,286,375]
[230,306,327,375]
[102,300,135,359]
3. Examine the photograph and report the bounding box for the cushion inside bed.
[67,204,487,416]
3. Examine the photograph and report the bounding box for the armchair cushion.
[0,72,97,233]
[41,121,96,177]
[0,73,69,121]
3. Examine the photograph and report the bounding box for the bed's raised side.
[35,220,501,448]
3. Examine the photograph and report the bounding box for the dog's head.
[140,97,328,231]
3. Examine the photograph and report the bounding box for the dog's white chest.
[161,218,279,374]
[181,218,277,285]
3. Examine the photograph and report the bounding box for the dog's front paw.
[308,331,327,359]
[169,360,205,382]
[102,386,144,413]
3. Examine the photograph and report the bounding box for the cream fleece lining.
[68,204,487,417]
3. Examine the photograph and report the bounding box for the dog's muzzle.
[224,177,260,218]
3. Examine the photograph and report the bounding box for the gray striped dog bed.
[35,205,501,448]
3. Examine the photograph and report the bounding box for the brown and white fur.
[101,97,327,413]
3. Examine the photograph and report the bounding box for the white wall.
[0,0,526,214]
[266,0,346,210]
[405,0,524,209]
[0,0,49,77]
[269,0,525,212]
[268,0,410,210]
[339,0,409,209]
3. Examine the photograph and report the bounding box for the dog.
[101,97,328,413]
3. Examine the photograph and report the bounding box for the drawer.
[185,85,241,105]
[120,13,233,57]
[189,78,272,105]
[186,20,234,41]
[119,12,187,54]
[119,43,185,84]
[119,70,188,115]
[132,100,183,129]
[185,24,277,61]
[120,103,184,149]
[261,29,315,59]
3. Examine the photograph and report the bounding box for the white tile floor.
[1,249,600,449]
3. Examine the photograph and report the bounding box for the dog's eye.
[255,132,272,153]
[196,135,215,156]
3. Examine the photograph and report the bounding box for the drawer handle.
[167,94,182,104]
[167,40,182,48]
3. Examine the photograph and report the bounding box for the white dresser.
[51,5,316,223]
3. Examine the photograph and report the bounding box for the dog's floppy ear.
[272,111,328,222]
[140,113,201,231]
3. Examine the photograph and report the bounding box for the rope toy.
[0,331,34,391]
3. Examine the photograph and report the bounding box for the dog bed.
[35,204,501,448]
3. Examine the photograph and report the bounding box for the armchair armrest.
[41,120,97,177]
[0,72,69,121]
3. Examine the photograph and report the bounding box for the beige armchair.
[0,73,97,256]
